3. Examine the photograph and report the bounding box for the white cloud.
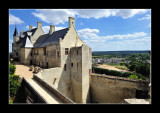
[78,28,147,40]
[9,14,24,25]
[77,28,99,39]
[77,28,150,51]
[32,9,75,25]
[138,14,151,20]
[42,26,66,34]
[25,25,36,30]
[9,39,13,52]
[113,9,148,19]
[148,22,151,27]
[102,32,147,40]
[31,9,149,25]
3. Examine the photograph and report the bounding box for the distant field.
[103,63,129,71]
[92,50,150,58]
[97,63,129,72]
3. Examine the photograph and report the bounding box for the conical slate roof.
[13,26,18,36]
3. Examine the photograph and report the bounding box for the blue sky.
[9,9,151,52]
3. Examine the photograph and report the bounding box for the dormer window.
[27,32,32,36]
[65,48,69,55]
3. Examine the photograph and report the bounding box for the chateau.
[12,17,92,103]
[11,17,149,104]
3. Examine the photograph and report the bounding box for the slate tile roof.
[16,28,37,43]
[13,27,18,36]
[20,37,33,48]
[16,27,69,48]
[33,28,69,48]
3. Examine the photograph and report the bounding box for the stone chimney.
[68,17,75,28]
[20,30,24,36]
[50,25,55,34]
[29,25,33,31]
[37,22,42,29]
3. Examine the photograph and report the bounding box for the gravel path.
[14,62,34,79]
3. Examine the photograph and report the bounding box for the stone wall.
[90,73,149,103]
[70,47,82,103]
[33,75,75,103]
[35,67,74,101]
[82,45,92,103]
[70,44,91,103]
[32,43,61,68]
[20,48,32,65]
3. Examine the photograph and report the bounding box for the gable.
[62,26,85,47]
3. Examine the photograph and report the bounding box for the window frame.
[65,48,69,55]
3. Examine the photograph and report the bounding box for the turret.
[13,25,20,43]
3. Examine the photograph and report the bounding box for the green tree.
[9,74,21,96]
[9,63,16,75]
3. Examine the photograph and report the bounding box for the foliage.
[128,74,139,80]
[93,66,146,80]
[13,58,19,62]
[9,63,16,75]
[125,53,150,77]
[92,51,150,58]
[93,66,122,76]
[10,59,15,65]
[9,52,13,60]
[9,74,21,96]
[9,96,13,104]
[115,65,128,70]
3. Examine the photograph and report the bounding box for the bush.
[121,72,133,77]
[10,59,15,65]
[93,66,122,76]
[93,66,146,80]
[13,58,19,62]
[9,74,21,96]
[135,63,150,77]
[9,63,16,74]
[128,74,139,80]
[120,62,125,66]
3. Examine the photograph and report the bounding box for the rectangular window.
[30,52,32,56]
[43,48,46,55]
[71,63,73,67]
[16,52,18,56]
[77,50,78,55]
[47,62,49,68]
[65,48,69,55]
[57,51,60,57]
[89,69,91,75]
[64,64,66,71]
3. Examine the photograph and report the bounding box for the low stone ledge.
[33,74,75,104]
[124,99,150,104]
[91,73,149,83]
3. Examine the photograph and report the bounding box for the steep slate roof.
[13,27,18,36]
[20,37,33,48]
[33,28,69,48]
[16,28,37,44]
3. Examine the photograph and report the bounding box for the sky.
[9,9,151,52]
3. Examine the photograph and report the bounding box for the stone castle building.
[12,17,92,103]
